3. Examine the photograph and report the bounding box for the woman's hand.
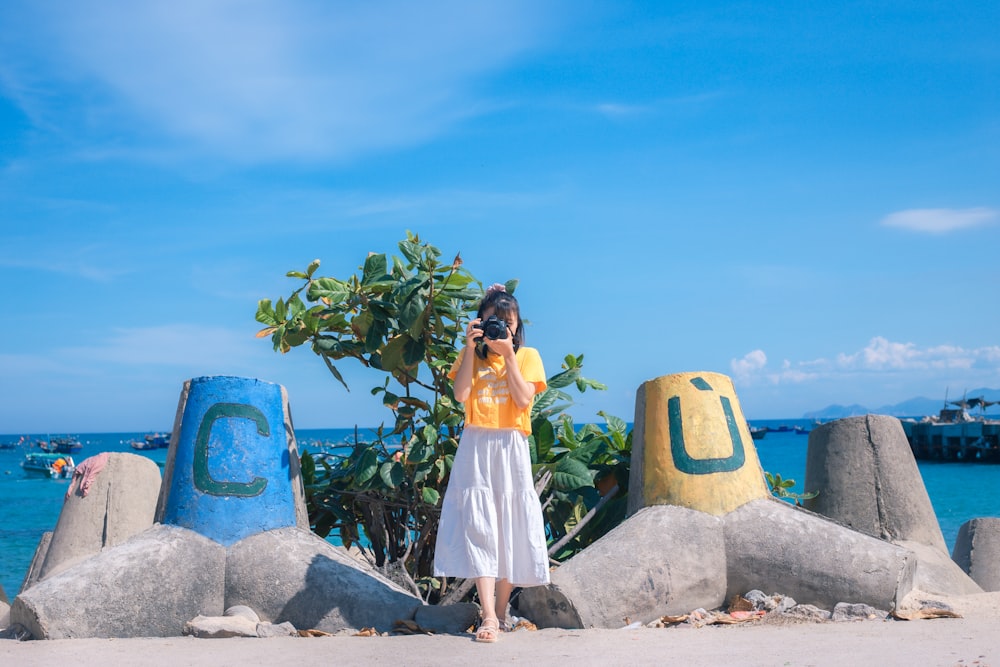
[465,317,483,349]
[483,325,516,360]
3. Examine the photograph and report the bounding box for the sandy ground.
[3,592,1000,667]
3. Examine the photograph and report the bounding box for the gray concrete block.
[896,539,982,596]
[953,518,1000,591]
[224,527,422,634]
[38,452,161,581]
[19,531,53,593]
[11,524,226,639]
[0,599,9,629]
[723,498,915,610]
[517,505,727,629]
[804,415,946,551]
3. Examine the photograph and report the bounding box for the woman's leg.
[475,576,500,641]
[495,578,513,627]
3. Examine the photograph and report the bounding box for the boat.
[37,436,83,454]
[900,395,1000,462]
[793,425,810,435]
[22,453,76,478]
[130,432,171,450]
[749,426,768,440]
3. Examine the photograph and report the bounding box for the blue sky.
[1,1,997,434]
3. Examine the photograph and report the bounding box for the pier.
[901,418,1000,463]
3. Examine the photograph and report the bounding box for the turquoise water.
[2,421,998,599]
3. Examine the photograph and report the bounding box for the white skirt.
[433,426,550,586]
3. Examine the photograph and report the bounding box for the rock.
[256,621,298,638]
[831,602,887,621]
[183,613,259,638]
[784,604,832,621]
[224,605,260,622]
[413,603,479,634]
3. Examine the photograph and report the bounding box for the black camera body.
[474,315,508,341]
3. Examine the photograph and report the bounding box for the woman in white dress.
[434,283,549,643]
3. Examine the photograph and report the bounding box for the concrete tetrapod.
[953,518,1000,592]
[519,373,921,627]
[12,524,227,639]
[723,497,915,609]
[226,527,421,634]
[33,453,162,584]
[804,415,982,596]
[11,375,424,639]
[517,505,727,628]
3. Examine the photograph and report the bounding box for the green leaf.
[362,253,389,286]
[380,461,405,488]
[407,439,434,463]
[307,277,351,304]
[354,448,379,485]
[255,299,278,325]
[422,486,440,505]
[380,334,409,372]
[552,456,594,491]
[532,417,555,464]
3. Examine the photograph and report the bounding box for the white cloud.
[731,349,767,380]
[64,324,262,369]
[880,207,998,234]
[0,0,556,164]
[733,336,1000,386]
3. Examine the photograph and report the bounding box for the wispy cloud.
[64,324,262,368]
[0,1,556,164]
[732,336,1000,386]
[880,207,998,234]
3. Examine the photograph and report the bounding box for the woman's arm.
[485,333,536,409]
[452,318,482,403]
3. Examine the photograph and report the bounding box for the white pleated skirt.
[433,426,550,586]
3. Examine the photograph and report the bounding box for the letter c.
[193,402,269,497]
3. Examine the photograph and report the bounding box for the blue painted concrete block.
[160,376,298,545]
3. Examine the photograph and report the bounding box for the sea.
[2,418,999,599]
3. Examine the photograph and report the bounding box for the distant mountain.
[803,387,1000,420]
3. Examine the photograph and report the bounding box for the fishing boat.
[22,453,76,478]
[749,426,768,440]
[37,436,83,454]
[130,432,171,450]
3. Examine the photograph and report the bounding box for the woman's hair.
[476,283,524,355]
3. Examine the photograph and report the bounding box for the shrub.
[256,232,629,601]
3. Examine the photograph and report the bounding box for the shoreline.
[4,591,1000,666]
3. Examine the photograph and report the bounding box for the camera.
[474,315,508,341]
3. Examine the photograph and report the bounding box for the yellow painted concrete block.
[630,371,768,516]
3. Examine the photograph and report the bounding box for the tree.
[255,232,629,601]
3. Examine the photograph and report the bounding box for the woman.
[434,283,550,643]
